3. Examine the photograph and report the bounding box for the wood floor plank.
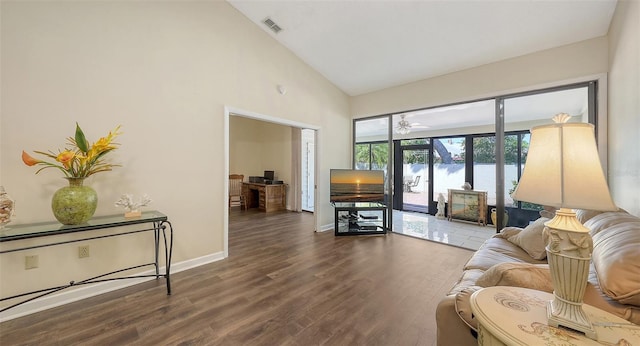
[0,209,473,345]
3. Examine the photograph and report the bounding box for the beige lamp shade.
[512,119,616,211]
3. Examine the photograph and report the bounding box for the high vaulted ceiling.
[228,0,617,96]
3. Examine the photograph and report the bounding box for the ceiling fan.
[395,114,428,135]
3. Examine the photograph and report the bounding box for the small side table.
[470,286,640,345]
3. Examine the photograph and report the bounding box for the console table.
[448,189,488,226]
[0,211,173,312]
[243,182,286,212]
[470,286,640,345]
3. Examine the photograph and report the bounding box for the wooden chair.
[229,174,246,210]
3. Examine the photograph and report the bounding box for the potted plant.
[22,123,122,224]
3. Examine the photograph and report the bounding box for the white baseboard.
[0,251,226,322]
[318,223,334,232]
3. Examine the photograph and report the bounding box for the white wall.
[351,37,608,118]
[0,1,350,313]
[608,0,640,216]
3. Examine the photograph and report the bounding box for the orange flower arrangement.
[22,123,122,178]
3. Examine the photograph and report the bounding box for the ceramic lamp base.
[544,208,597,340]
[546,250,597,339]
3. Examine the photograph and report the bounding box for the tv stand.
[332,202,387,236]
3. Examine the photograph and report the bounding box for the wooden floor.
[0,209,473,345]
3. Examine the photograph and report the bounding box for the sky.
[331,169,384,184]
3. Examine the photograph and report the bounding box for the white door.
[302,129,315,212]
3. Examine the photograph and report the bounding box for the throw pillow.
[494,226,523,239]
[476,262,553,293]
[575,209,606,224]
[539,206,556,219]
[507,217,550,260]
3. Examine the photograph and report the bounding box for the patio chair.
[406,176,420,192]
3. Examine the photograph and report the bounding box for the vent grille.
[263,17,282,34]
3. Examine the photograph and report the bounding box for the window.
[506,133,541,211]
[354,143,371,170]
[433,137,465,202]
[354,142,388,171]
[472,135,496,205]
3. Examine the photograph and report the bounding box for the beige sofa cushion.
[476,262,553,292]
[586,268,640,325]
[506,217,549,260]
[586,211,640,306]
[454,286,482,331]
[448,269,485,296]
[464,237,547,272]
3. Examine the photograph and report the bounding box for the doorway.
[224,106,320,258]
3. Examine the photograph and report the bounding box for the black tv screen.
[330,169,385,202]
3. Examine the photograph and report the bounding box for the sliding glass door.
[402,146,429,211]
[392,140,431,213]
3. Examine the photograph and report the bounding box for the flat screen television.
[330,169,385,202]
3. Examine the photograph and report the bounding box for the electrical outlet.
[25,255,39,269]
[78,245,90,258]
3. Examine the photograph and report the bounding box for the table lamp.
[511,113,617,339]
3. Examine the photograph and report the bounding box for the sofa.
[435,208,640,346]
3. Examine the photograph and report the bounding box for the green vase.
[51,178,97,225]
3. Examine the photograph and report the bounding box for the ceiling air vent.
[263,17,282,34]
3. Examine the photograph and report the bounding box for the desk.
[470,286,640,345]
[0,211,173,312]
[242,183,286,212]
